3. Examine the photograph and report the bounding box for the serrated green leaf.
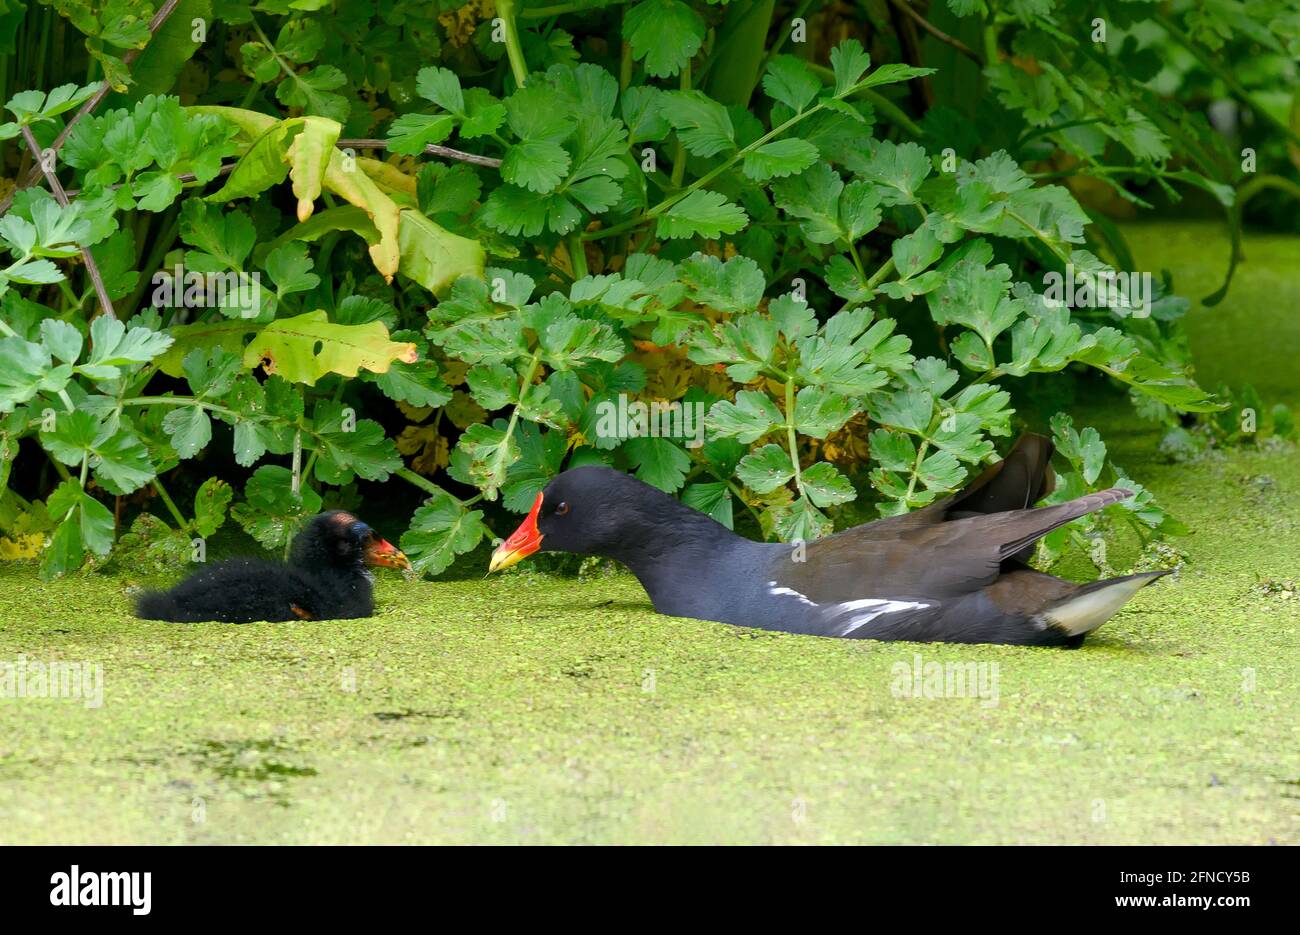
[400,488,487,577]
[736,443,794,494]
[742,139,819,181]
[707,390,783,443]
[657,189,748,240]
[624,0,705,78]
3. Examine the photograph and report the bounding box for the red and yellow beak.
[489,491,544,573]
[364,536,411,571]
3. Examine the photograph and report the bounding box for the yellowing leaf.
[207,119,293,203]
[191,106,484,290]
[444,389,487,428]
[156,319,262,376]
[243,311,418,386]
[287,116,341,222]
[396,424,449,475]
[0,533,43,559]
[189,104,278,139]
[359,157,418,198]
[398,208,486,294]
[396,401,434,422]
[326,150,402,281]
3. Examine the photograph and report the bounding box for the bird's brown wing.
[943,431,1056,517]
[784,487,1132,604]
[825,432,1057,543]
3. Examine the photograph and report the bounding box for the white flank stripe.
[833,599,931,636]
[766,581,819,607]
[766,581,931,636]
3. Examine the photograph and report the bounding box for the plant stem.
[152,476,189,530]
[903,438,930,506]
[866,256,895,289]
[123,397,241,419]
[45,451,72,482]
[587,95,838,242]
[495,0,530,87]
[619,40,632,90]
[396,466,445,498]
[566,232,588,280]
[671,58,692,189]
[122,207,181,318]
[807,63,925,137]
[784,377,805,499]
[291,429,302,496]
[520,0,628,18]
[725,477,766,530]
[395,467,481,510]
[1003,205,1071,264]
[760,0,815,67]
[848,241,868,281]
[501,352,541,457]
[981,14,999,65]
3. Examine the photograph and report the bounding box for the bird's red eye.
[554,502,569,516]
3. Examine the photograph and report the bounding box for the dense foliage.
[0,0,1294,580]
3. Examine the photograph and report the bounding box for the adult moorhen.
[135,511,410,623]
[488,434,1170,646]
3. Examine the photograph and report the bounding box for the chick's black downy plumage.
[135,511,410,623]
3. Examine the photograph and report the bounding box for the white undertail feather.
[1042,574,1162,636]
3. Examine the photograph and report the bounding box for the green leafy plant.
[7,0,1288,583]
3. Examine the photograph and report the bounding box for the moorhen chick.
[489,434,1170,646]
[135,511,410,623]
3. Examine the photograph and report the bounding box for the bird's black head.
[488,465,725,572]
[290,511,411,572]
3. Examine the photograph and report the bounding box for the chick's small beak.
[364,536,411,570]
[489,491,544,573]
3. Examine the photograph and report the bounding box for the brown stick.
[50,132,500,204]
[886,0,933,113]
[888,0,984,66]
[337,138,503,169]
[63,162,237,200]
[20,125,117,320]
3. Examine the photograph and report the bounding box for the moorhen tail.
[135,511,410,623]
[489,433,1171,646]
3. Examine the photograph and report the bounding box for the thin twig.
[887,0,932,112]
[1,0,183,213]
[888,0,983,66]
[63,162,237,199]
[337,138,503,169]
[20,125,116,320]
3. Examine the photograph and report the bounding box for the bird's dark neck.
[289,539,371,590]
[598,493,769,619]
